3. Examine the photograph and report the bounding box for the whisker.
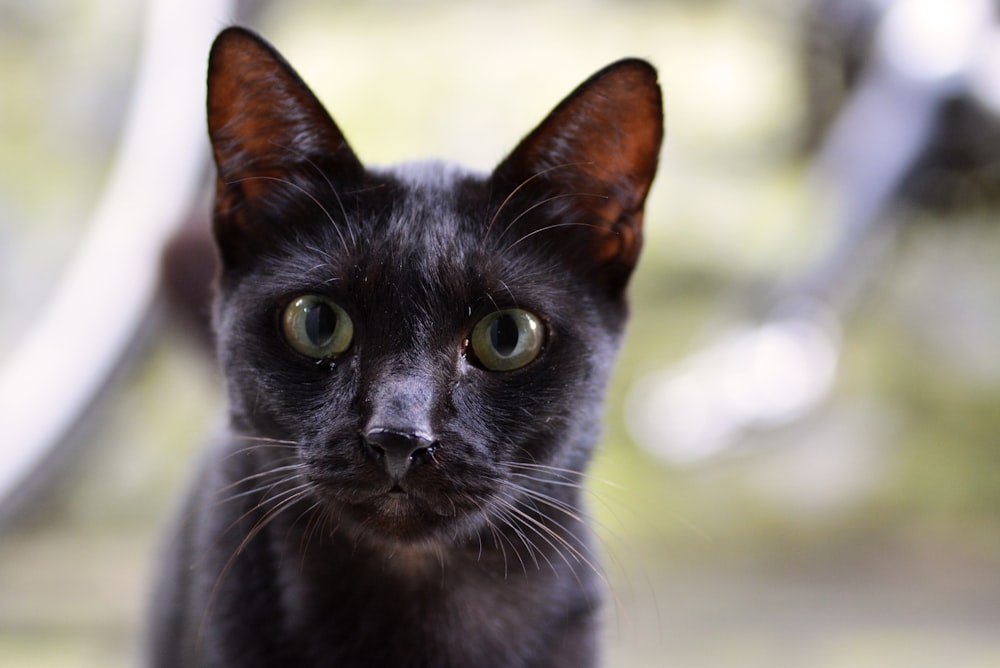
[209,477,303,510]
[497,279,517,309]
[505,481,588,525]
[221,437,299,458]
[209,463,305,502]
[505,466,653,570]
[504,480,637,600]
[226,175,348,253]
[497,483,632,622]
[484,520,508,577]
[230,485,312,561]
[492,497,573,574]
[510,496,589,565]
[486,507,534,576]
[215,480,314,548]
[299,152,356,247]
[503,189,605,243]
[506,463,672,643]
[474,525,486,563]
[269,140,357,247]
[227,434,299,446]
[498,503,546,572]
[484,161,592,241]
[199,485,313,646]
[507,218,608,251]
[174,455,303,535]
[506,461,625,490]
[302,244,339,278]
[507,470,585,491]
[297,499,327,558]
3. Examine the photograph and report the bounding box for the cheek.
[229,352,362,436]
[449,369,569,450]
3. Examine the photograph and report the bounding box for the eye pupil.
[490,314,520,357]
[470,308,543,371]
[282,295,353,359]
[305,302,337,346]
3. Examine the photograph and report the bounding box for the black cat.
[149,26,662,668]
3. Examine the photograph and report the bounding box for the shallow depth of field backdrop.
[2,0,1000,666]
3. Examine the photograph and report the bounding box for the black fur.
[149,27,662,668]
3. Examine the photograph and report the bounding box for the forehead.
[382,168,574,316]
[364,163,487,289]
[378,161,485,251]
[380,163,488,256]
[252,160,563,313]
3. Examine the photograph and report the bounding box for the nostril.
[411,444,435,465]
[361,428,437,480]
[361,438,386,462]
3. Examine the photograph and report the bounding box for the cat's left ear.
[207,27,363,269]
[492,59,663,294]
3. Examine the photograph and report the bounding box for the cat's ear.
[492,59,663,294]
[206,27,362,268]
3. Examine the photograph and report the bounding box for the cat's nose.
[361,428,436,482]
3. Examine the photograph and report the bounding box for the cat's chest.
[281,543,571,667]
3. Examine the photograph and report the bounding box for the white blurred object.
[969,27,1000,114]
[627,0,1000,466]
[878,0,994,89]
[627,302,840,466]
[0,0,235,522]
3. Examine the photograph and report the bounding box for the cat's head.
[206,27,662,546]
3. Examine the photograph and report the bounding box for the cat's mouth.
[352,492,454,542]
[304,449,491,543]
[311,478,462,543]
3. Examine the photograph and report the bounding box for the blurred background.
[2,0,1000,666]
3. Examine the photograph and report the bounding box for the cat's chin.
[322,487,474,546]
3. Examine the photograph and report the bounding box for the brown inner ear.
[206,27,362,198]
[205,28,363,270]
[494,58,663,285]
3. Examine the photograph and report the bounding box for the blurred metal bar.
[0,0,236,524]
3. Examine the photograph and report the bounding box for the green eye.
[282,295,353,359]
[470,309,544,371]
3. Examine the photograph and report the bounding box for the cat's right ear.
[491,59,662,296]
[206,27,362,269]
